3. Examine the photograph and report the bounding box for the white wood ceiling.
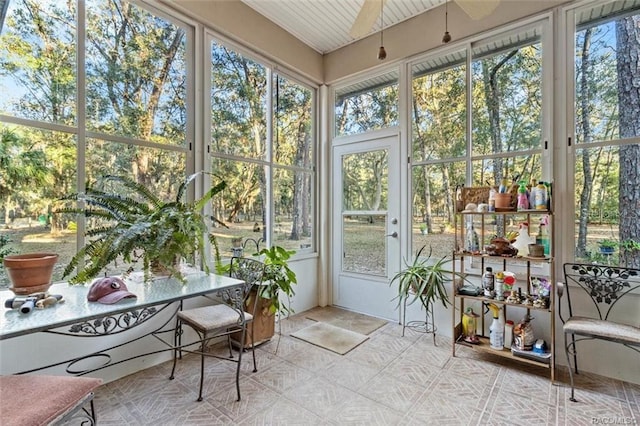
[241,0,445,54]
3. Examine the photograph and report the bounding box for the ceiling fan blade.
[453,0,500,20]
[350,0,388,39]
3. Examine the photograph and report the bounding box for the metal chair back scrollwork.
[558,263,640,402]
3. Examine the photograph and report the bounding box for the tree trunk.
[289,121,310,240]
[482,50,518,185]
[482,51,518,237]
[616,17,640,268]
[576,29,593,258]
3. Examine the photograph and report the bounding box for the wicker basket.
[459,187,490,212]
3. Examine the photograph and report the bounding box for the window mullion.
[77,0,87,260]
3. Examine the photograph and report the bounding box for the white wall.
[0,258,318,383]
[169,0,323,84]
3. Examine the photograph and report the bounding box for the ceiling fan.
[349,0,500,39]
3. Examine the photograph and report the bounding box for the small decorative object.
[485,237,518,257]
[513,314,536,350]
[530,276,551,298]
[533,298,546,309]
[477,203,489,213]
[463,203,478,212]
[512,222,535,256]
[465,223,480,253]
[533,339,547,354]
[503,272,516,293]
[506,290,519,304]
[462,307,480,344]
[3,253,58,295]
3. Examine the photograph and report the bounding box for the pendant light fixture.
[377,0,387,60]
[442,0,452,43]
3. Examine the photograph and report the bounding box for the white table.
[0,271,244,375]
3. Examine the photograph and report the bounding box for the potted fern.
[57,172,226,284]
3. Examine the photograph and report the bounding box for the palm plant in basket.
[57,172,226,284]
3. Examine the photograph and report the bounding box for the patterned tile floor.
[94,312,639,425]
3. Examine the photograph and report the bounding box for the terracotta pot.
[3,253,58,295]
[494,193,512,209]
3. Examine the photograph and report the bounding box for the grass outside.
[0,217,623,289]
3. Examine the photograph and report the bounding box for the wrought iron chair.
[558,263,640,402]
[170,257,265,402]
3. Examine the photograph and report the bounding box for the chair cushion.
[564,316,640,346]
[178,304,253,332]
[0,374,102,426]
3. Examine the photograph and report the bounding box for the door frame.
[330,128,405,320]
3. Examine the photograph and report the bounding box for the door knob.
[386,232,398,238]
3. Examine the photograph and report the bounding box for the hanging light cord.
[380,0,384,46]
[442,0,452,43]
[378,0,387,59]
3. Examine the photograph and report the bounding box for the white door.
[332,133,401,320]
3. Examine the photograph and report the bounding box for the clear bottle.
[528,178,537,209]
[466,223,479,252]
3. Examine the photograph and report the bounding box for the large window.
[410,23,547,257]
[334,69,399,137]
[570,1,640,268]
[470,24,544,186]
[411,50,467,257]
[0,0,191,285]
[209,41,315,258]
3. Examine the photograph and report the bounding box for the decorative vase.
[3,253,58,295]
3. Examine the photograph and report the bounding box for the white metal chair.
[558,263,640,402]
[169,257,265,402]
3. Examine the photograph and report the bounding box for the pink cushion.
[0,375,102,426]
